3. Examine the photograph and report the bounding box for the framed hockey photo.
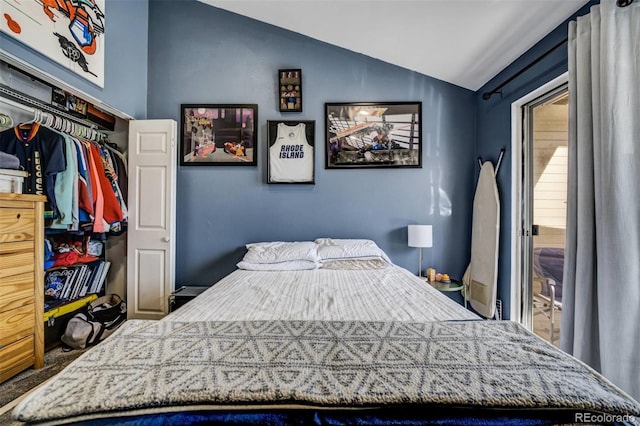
[267,120,315,184]
[325,102,422,169]
[180,104,257,166]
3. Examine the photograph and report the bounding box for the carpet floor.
[0,346,87,425]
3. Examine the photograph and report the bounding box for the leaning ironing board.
[463,148,504,319]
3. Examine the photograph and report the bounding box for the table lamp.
[408,225,432,277]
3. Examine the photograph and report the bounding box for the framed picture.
[1,0,106,87]
[278,69,302,112]
[267,120,315,184]
[180,104,257,166]
[325,102,422,169]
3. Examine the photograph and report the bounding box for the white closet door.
[127,120,176,319]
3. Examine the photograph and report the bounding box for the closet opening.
[1,58,131,311]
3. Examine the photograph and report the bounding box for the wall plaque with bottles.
[278,69,302,112]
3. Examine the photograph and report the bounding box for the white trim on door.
[510,72,568,323]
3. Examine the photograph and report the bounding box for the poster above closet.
[0,0,106,87]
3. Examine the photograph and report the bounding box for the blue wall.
[474,1,596,318]
[0,0,149,119]
[146,1,477,286]
[3,0,596,309]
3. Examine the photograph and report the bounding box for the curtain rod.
[481,37,567,101]
[482,0,633,101]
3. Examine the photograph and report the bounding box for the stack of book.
[44,260,111,303]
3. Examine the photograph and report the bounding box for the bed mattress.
[164,265,478,322]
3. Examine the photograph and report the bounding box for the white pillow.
[314,238,392,263]
[320,258,391,270]
[242,241,320,264]
[237,260,320,271]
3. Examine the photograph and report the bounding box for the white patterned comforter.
[13,320,640,424]
[164,265,478,322]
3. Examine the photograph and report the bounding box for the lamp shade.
[408,225,433,248]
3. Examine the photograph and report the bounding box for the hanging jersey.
[0,124,66,218]
[269,123,313,182]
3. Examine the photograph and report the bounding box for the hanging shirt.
[0,123,66,218]
[102,145,128,225]
[87,141,123,227]
[99,144,127,223]
[50,132,78,229]
[83,140,105,233]
[74,139,93,220]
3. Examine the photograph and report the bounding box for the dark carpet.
[0,346,87,425]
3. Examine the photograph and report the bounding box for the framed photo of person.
[267,120,315,184]
[278,69,302,112]
[180,104,257,166]
[325,102,422,169]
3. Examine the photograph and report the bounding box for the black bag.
[61,294,127,350]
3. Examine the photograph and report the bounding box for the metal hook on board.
[477,147,505,177]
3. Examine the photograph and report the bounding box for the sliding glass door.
[522,85,568,346]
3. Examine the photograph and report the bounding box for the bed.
[12,239,640,425]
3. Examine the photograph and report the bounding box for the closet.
[0,61,131,357]
[1,58,177,330]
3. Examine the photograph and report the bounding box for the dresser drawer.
[0,303,35,348]
[0,272,35,312]
[0,250,35,279]
[0,208,35,243]
[0,335,35,383]
[0,240,34,257]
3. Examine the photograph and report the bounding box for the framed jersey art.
[267,120,314,184]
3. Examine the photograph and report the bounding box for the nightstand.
[428,279,467,308]
[169,286,209,312]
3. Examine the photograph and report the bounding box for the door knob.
[162,237,170,242]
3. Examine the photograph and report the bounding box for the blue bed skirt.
[67,406,634,426]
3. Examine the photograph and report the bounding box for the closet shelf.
[0,84,107,139]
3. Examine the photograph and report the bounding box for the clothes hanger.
[103,138,119,149]
[18,108,40,127]
[45,112,55,128]
[0,113,13,129]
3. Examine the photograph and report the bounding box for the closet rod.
[0,84,107,141]
[1,95,33,114]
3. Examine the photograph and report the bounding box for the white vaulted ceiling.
[198,0,589,91]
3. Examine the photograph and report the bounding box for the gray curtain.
[561,0,639,401]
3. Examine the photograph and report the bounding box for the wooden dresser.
[0,193,45,383]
